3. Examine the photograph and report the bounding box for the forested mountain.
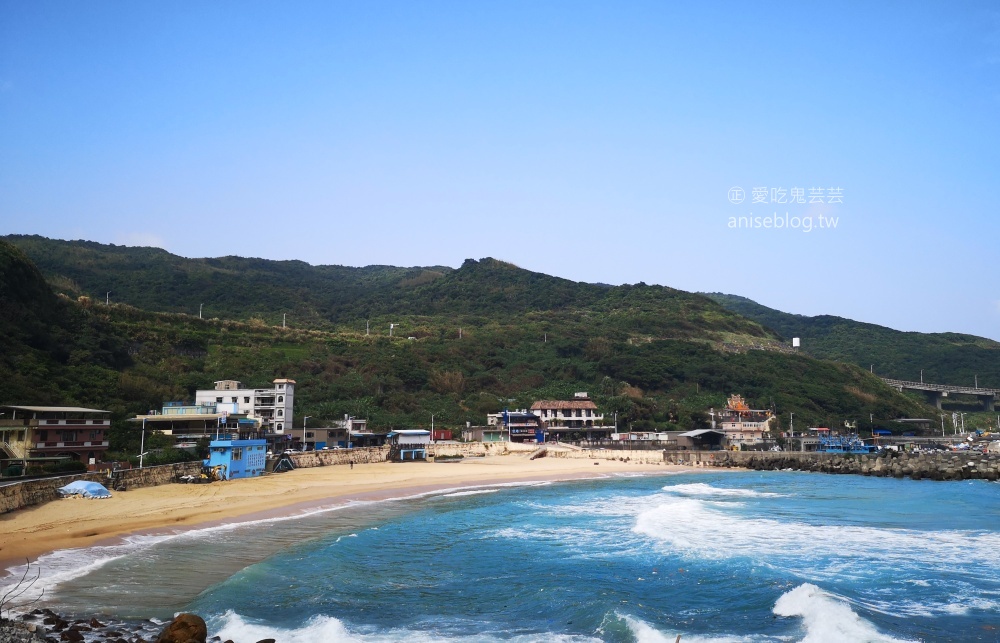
[5,235,761,341]
[704,293,1000,389]
[0,236,939,456]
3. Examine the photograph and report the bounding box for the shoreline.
[0,455,695,577]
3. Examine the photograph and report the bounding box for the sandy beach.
[0,454,691,572]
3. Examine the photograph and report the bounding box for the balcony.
[34,441,110,449]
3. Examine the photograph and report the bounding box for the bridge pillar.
[925,391,943,409]
[981,395,996,412]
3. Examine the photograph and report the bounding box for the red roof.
[530,400,598,410]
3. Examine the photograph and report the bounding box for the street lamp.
[139,418,147,469]
[303,416,312,451]
[431,414,435,442]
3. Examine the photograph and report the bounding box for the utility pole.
[283,313,286,328]
[366,319,369,336]
[199,304,203,319]
[106,292,110,305]
[941,414,945,437]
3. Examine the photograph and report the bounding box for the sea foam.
[772,584,916,643]
[210,610,602,642]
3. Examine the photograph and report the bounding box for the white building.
[713,394,774,447]
[530,392,604,429]
[195,378,295,434]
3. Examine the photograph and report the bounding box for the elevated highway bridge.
[880,377,998,411]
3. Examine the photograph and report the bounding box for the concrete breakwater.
[663,450,1000,481]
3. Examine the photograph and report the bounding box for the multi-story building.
[529,393,613,440]
[530,392,604,429]
[194,378,295,433]
[292,415,369,450]
[0,405,111,470]
[131,402,258,449]
[485,410,543,442]
[712,394,774,447]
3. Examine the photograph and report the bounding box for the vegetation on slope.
[1,236,940,464]
[704,293,1000,391]
[4,235,770,342]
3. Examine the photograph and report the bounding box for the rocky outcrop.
[154,613,206,643]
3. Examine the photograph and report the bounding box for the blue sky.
[2,1,999,340]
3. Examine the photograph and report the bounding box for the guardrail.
[880,377,1000,395]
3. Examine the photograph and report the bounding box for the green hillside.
[704,293,1000,391]
[0,237,941,459]
[3,234,776,343]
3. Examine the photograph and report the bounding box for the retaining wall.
[548,447,670,465]
[114,462,203,490]
[0,462,203,514]
[289,446,390,468]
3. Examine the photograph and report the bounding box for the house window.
[278,396,283,403]
[278,410,283,417]
[90,431,100,439]
[233,448,243,461]
[39,430,48,441]
[277,423,283,431]
[278,384,284,390]
[306,432,314,439]
[216,397,223,403]
[244,397,250,403]
[231,397,238,403]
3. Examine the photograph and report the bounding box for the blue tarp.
[58,480,112,499]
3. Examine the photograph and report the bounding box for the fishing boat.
[812,422,878,454]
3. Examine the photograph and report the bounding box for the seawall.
[1,462,202,514]
[662,450,1000,481]
[286,441,526,468]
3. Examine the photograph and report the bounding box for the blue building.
[387,430,430,461]
[205,438,267,479]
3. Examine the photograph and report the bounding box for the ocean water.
[8,471,1000,642]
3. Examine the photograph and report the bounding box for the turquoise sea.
[9,471,1000,642]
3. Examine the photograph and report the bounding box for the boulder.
[155,613,208,643]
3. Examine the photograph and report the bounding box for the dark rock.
[154,614,207,643]
[255,639,277,643]
[60,628,84,642]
